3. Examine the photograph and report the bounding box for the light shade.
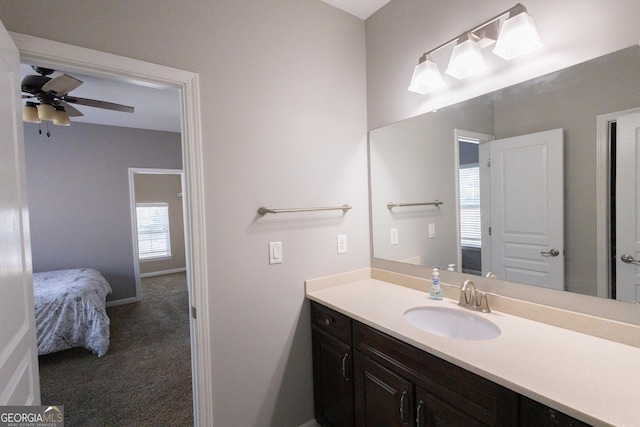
[445,33,487,80]
[22,102,41,123]
[493,7,543,60]
[408,54,445,94]
[53,106,71,126]
[37,103,57,121]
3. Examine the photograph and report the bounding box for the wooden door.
[312,329,354,426]
[416,387,486,427]
[490,128,564,289]
[354,352,413,427]
[616,112,640,302]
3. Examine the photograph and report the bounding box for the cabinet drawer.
[311,301,352,344]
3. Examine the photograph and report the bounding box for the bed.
[33,268,112,357]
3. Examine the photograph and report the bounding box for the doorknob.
[620,254,640,265]
[541,248,560,257]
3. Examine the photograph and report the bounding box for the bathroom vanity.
[307,269,640,426]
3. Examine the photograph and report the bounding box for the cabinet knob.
[324,318,331,325]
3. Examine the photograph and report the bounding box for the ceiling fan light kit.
[37,102,56,121]
[22,101,41,123]
[53,106,71,126]
[20,66,135,134]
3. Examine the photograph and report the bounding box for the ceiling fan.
[21,66,135,127]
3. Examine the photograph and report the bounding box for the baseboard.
[106,297,137,307]
[298,420,321,427]
[140,267,186,278]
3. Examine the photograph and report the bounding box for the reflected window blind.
[136,203,171,260]
[459,165,481,248]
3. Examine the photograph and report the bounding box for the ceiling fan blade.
[56,100,84,117]
[62,96,134,113]
[41,74,83,96]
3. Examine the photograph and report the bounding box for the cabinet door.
[416,386,486,427]
[354,351,413,427]
[312,328,354,426]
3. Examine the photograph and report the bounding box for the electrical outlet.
[337,234,347,254]
[390,228,399,245]
[269,241,282,264]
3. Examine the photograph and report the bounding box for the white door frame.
[596,106,640,299]
[129,168,185,301]
[10,32,212,426]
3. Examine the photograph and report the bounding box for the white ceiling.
[20,63,182,133]
[321,0,390,19]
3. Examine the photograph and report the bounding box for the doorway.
[454,129,493,276]
[596,107,640,300]
[129,168,186,299]
[12,32,211,425]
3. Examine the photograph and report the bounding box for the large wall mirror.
[370,44,640,303]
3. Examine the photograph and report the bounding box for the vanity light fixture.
[408,3,542,94]
[492,3,543,60]
[445,32,487,80]
[407,54,445,94]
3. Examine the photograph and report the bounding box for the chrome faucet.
[458,280,491,313]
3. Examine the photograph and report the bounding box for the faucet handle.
[458,280,476,307]
[476,291,491,313]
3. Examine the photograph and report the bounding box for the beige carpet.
[38,272,194,426]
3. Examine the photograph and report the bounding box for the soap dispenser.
[429,268,443,300]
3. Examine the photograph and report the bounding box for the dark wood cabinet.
[417,387,486,427]
[311,302,354,427]
[518,396,591,427]
[352,320,516,427]
[310,300,592,427]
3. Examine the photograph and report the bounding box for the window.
[459,165,481,248]
[136,203,171,260]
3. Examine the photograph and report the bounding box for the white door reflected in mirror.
[616,112,640,302]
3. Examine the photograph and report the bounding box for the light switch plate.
[269,241,282,264]
[429,223,436,239]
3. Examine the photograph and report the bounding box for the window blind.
[136,203,171,260]
[459,165,481,248]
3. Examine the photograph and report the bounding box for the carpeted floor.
[38,272,194,426]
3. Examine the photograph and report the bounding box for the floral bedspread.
[33,268,112,357]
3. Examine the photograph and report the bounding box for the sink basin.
[404,306,501,340]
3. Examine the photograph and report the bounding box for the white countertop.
[306,276,640,427]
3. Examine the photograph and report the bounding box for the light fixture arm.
[422,3,528,57]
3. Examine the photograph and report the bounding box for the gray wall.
[23,121,182,301]
[0,2,369,426]
[135,173,186,276]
